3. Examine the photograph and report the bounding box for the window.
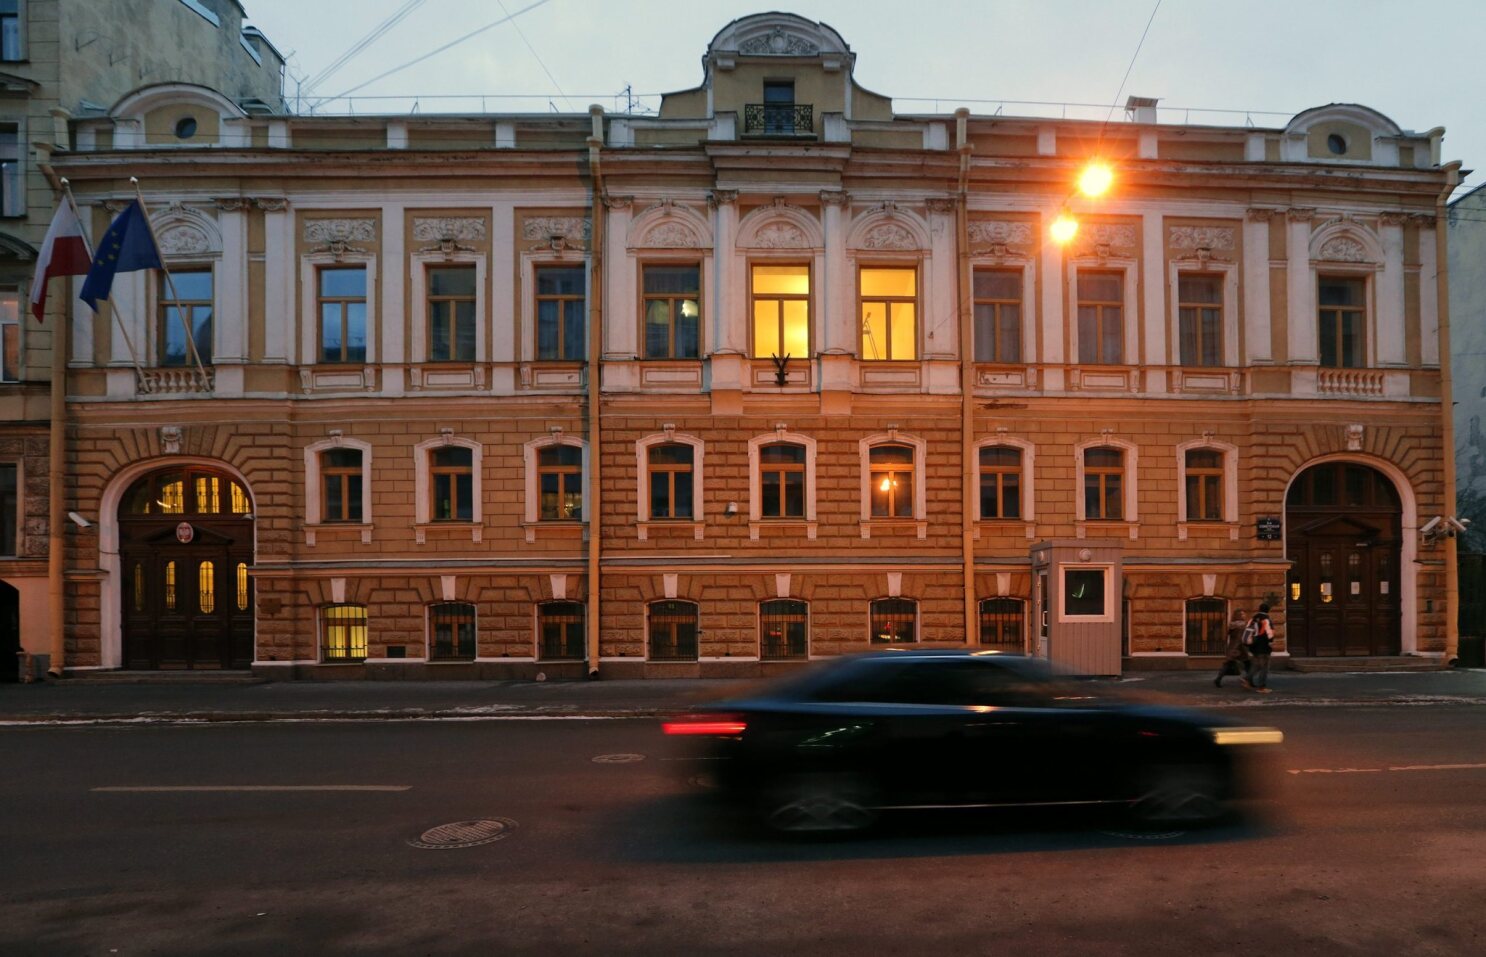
[427,265,476,362]
[762,80,796,135]
[643,264,700,359]
[236,563,249,611]
[870,597,917,644]
[0,462,15,556]
[0,123,19,217]
[429,602,476,661]
[860,267,917,360]
[1185,598,1228,656]
[1077,271,1123,364]
[539,601,585,660]
[318,266,367,363]
[198,561,215,613]
[973,268,1022,363]
[1063,568,1108,619]
[160,269,213,366]
[1178,274,1223,367]
[979,598,1024,650]
[120,469,250,516]
[1083,447,1124,520]
[535,265,585,360]
[0,2,18,61]
[869,444,914,518]
[322,604,368,662]
[979,446,1022,519]
[1184,449,1224,521]
[751,264,809,359]
[758,443,806,518]
[321,448,363,523]
[647,443,694,520]
[538,445,583,521]
[1,287,18,381]
[1319,276,1365,368]
[430,446,474,521]
[648,599,698,661]
[760,599,808,660]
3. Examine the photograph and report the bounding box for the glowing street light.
[1077,160,1114,198]
[1050,214,1079,245]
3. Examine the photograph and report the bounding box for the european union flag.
[79,200,163,311]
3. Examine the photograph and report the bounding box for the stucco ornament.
[751,222,809,249]
[638,222,701,248]
[862,223,918,251]
[1077,224,1138,249]
[521,217,591,243]
[412,217,487,242]
[968,221,1032,248]
[304,219,376,244]
[159,426,183,455]
[1168,226,1236,252]
[739,26,818,56]
[1318,237,1369,262]
[157,225,210,255]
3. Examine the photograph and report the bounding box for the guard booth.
[1031,540,1123,676]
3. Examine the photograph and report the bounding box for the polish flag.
[29,199,92,322]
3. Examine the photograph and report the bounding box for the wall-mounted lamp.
[67,511,92,528]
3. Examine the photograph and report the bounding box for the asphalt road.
[2,707,1484,956]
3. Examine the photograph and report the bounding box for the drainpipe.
[955,108,976,647]
[1435,162,1461,663]
[46,219,68,678]
[586,105,605,677]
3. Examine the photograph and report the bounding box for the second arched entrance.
[118,467,254,669]
[1285,461,1401,656]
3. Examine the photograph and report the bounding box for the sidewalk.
[1,669,1483,724]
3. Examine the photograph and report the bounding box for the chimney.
[1125,96,1160,124]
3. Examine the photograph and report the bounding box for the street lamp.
[1077,160,1114,198]
[1050,213,1079,245]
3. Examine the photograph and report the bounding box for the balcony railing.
[743,103,813,136]
[137,367,214,394]
[1317,368,1385,396]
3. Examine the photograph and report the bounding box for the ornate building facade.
[34,12,1460,678]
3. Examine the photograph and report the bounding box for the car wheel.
[762,773,879,836]
[1130,764,1224,826]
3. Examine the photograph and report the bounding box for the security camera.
[67,511,92,528]
[1446,516,1471,534]
[1421,516,1442,535]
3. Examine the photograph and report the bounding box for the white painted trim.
[969,257,1036,364]
[859,431,928,522]
[519,247,589,363]
[746,430,817,524]
[522,433,589,525]
[413,434,484,529]
[300,251,378,366]
[1167,260,1240,368]
[303,434,374,533]
[972,436,1036,521]
[1074,436,1139,522]
[97,457,258,670]
[1175,437,1239,524]
[408,249,488,364]
[635,431,705,525]
[1066,257,1140,365]
[1058,564,1115,624]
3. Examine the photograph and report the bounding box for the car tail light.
[662,713,747,736]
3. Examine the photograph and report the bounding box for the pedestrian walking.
[1215,607,1251,688]
[1245,604,1276,693]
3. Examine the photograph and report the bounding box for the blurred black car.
[664,650,1282,834]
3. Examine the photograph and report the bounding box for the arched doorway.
[118,467,254,669]
[1285,461,1401,656]
[0,581,18,682]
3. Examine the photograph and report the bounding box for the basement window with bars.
[1184,598,1228,656]
[322,604,368,662]
[429,602,476,661]
[539,601,585,660]
[870,597,917,644]
[648,599,698,661]
[759,599,808,660]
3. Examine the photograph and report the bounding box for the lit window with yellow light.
[869,443,915,518]
[643,264,701,359]
[859,267,917,361]
[751,264,810,360]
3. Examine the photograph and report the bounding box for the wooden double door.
[121,529,254,669]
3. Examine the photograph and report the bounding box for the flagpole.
[61,181,147,381]
[130,178,211,389]
[45,182,71,677]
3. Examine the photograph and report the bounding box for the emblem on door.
[175,522,194,544]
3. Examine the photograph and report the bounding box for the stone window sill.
[414,522,482,545]
[305,522,373,546]
[860,519,927,540]
[637,519,704,541]
[748,519,817,541]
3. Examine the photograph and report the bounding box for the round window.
[1326,133,1347,155]
[174,116,198,140]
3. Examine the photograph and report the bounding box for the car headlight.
[1210,727,1284,746]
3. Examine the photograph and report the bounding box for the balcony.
[743,103,814,137]
[136,367,214,395]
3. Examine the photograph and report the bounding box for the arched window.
[869,597,917,644]
[321,448,363,523]
[758,443,806,518]
[1185,598,1228,656]
[760,599,808,660]
[538,601,586,660]
[197,561,215,614]
[869,444,914,518]
[429,602,476,661]
[979,598,1024,650]
[648,599,698,661]
[322,604,368,662]
[430,446,474,522]
[120,468,251,517]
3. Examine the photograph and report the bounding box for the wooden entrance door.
[1285,463,1401,657]
[118,468,254,670]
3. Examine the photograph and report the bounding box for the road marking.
[91,785,411,792]
[1288,762,1486,776]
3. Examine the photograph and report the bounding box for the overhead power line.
[303,0,426,97]
[496,0,572,112]
[327,0,555,103]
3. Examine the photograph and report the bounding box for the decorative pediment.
[412,217,487,243]
[1308,218,1384,264]
[736,200,822,251]
[967,220,1033,253]
[1168,225,1236,259]
[1070,223,1138,260]
[303,218,376,260]
[739,27,819,56]
[151,203,222,258]
[627,201,713,250]
[845,205,930,252]
[521,216,591,250]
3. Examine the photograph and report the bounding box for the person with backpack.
[1214,607,1251,688]
[1244,604,1276,693]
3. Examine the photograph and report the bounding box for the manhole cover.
[592,753,646,764]
[408,818,517,849]
[1101,829,1187,841]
